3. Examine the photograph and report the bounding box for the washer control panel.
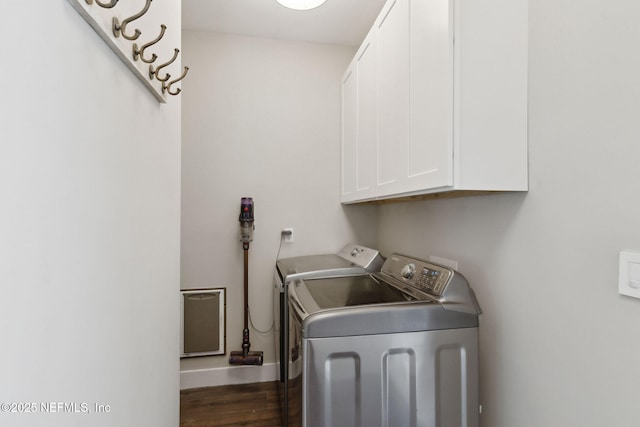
[375,253,481,314]
[415,265,451,296]
[381,254,454,297]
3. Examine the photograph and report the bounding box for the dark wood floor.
[180,381,283,427]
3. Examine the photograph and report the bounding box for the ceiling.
[182,0,387,47]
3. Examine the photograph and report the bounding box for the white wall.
[0,3,181,426]
[180,31,378,381]
[377,1,640,426]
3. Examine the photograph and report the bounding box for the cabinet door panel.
[408,0,454,191]
[376,0,410,197]
[355,37,377,199]
[341,64,357,202]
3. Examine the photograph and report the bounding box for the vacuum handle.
[243,248,249,330]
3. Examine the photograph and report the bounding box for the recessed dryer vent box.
[181,288,226,357]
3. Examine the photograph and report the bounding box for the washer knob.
[350,248,361,257]
[400,263,416,279]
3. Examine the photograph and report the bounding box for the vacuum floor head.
[229,350,264,366]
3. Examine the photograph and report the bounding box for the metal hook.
[95,0,119,7]
[163,67,189,96]
[112,0,152,41]
[149,48,179,83]
[85,0,119,6]
[133,24,166,63]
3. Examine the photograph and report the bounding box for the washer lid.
[289,276,478,338]
[303,275,414,310]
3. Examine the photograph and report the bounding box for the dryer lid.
[277,254,360,283]
[276,244,384,282]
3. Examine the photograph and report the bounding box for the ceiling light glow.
[275,0,328,11]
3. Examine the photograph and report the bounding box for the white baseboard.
[180,362,277,390]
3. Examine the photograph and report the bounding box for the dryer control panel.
[336,244,384,270]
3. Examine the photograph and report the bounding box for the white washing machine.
[287,254,482,427]
[274,244,384,426]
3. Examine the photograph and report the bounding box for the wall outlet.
[282,228,294,243]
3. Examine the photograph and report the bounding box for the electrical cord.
[247,232,285,335]
[248,307,273,335]
[275,229,285,262]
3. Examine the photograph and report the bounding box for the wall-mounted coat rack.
[67,0,188,103]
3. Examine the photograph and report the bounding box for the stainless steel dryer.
[287,254,482,427]
[274,244,384,426]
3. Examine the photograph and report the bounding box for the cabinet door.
[354,35,377,200]
[376,0,410,198]
[341,62,357,202]
[407,0,454,192]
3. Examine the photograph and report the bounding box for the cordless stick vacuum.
[229,197,264,366]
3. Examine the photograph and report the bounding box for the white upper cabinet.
[341,0,528,203]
